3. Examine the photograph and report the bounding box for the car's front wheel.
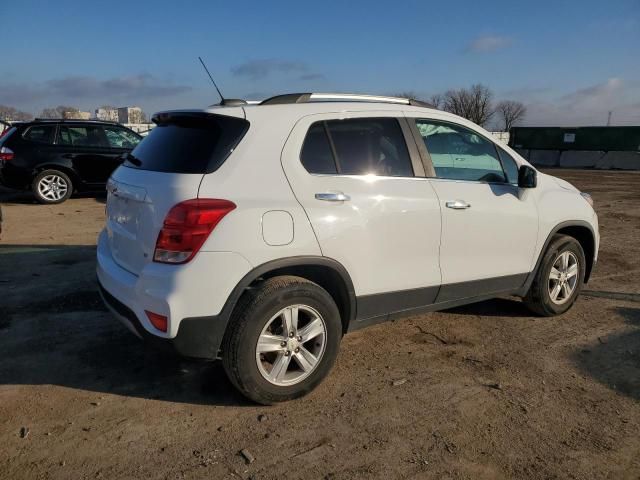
[524,234,586,316]
[32,169,73,204]
[222,276,342,404]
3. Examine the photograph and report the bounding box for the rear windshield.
[124,113,249,174]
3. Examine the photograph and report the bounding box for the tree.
[0,105,33,121]
[127,108,147,124]
[39,105,80,119]
[428,93,444,109]
[443,84,494,127]
[496,100,526,131]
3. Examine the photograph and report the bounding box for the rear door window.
[300,118,414,177]
[57,125,109,148]
[23,125,56,144]
[125,113,249,174]
[300,123,338,174]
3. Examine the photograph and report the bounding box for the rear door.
[409,117,538,300]
[17,124,59,164]
[281,112,442,319]
[56,124,114,183]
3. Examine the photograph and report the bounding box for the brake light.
[154,199,236,264]
[145,310,168,332]
[0,147,14,161]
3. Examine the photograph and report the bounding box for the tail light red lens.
[145,310,168,332]
[0,147,14,161]
[154,199,236,264]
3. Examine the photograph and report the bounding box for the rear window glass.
[23,125,56,144]
[125,114,249,174]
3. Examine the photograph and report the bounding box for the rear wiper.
[123,152,142,166]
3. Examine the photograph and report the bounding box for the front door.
[281,112,442,320]
[409,117,538,301]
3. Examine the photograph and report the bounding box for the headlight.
[580,192,594,208]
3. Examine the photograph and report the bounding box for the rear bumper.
[96,229,252,359]
[0,162,31,189]
[98,281,224,358]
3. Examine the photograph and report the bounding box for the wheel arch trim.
[218,255,357,336]
[520,220,597,295]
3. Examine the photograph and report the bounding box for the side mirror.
[518,165,537,188]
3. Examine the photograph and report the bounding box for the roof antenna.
[198,56,224,103]
[198,57,247,107]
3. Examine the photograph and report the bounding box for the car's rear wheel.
[524,234,586,316]
[32,170,73,204]
[222,276,342,404]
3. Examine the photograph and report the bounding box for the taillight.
[154,199,236,264]
[0,146,14,161]
[145,310,168,332]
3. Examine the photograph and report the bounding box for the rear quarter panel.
[197,107,322,267]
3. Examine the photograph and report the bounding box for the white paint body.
[96,100,599,339]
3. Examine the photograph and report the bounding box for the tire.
[222,275,342,404]
[524,234,586,316]
[32,169,73,204]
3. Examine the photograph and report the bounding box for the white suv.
[97,93,599,404]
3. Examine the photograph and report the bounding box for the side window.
[496,148,519,184]
[300,123,337,174]
[327,118,413,177]
[23,125,55,144]
[103,126,141,149]
[57,126,108,148]
[415,120,506,183]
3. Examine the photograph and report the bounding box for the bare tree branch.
[39,105,80,119]
[428,93,444,109]
[496,100,527,131]
[0,105,33,121]
[443,84,495,127]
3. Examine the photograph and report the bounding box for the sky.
[1,0,639,127]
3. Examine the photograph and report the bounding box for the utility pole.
[606,111,612,126]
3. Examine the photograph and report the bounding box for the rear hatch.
[105,110,249,275]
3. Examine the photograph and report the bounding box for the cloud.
[46,74,191,99]
[231,59,323,81]
[299,73,325,81]
[520,78,640,126]
[559,77,624,107]
[0,74,191,106]
[466,35,512,53]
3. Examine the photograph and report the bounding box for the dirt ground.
[1,169,639,480]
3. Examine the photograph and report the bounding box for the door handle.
[445,200,471,209]
[315,192,350,202]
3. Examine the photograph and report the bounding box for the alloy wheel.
[255,304,327,386]
[548,251,579,305]
[38,174,68,202]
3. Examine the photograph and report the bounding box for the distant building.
[118,106,144,124]
[95,107,119,122]
[62,110,91,120]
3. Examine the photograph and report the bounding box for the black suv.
[0,119,142,203]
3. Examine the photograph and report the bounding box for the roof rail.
[260,92,434,108]
[33,118,122,124]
